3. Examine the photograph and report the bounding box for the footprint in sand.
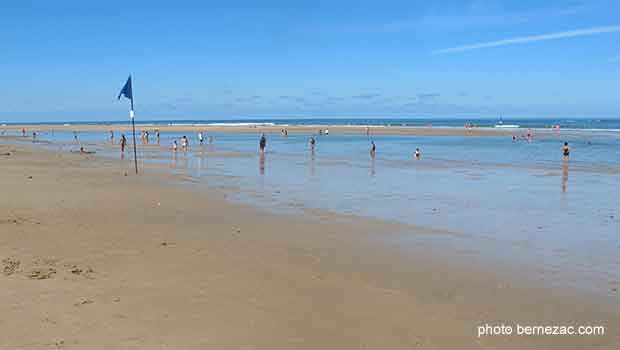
[74,299,94,307]
[28,267,57,280]
[2,258,20,275]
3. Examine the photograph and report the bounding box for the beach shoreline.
[1,142,619,349]
[0,122,598,138]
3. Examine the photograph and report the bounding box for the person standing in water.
[156,130,160,144]
[181,136,188,151]
[562,142,570,160]
[109,130,114,143]
[198,132,204,145]
[370,141,376,158]
[120,134,127,153]
[172,140,178,152]
[309,136,316,152]
[259,133,267,153]
[414,148,421,160]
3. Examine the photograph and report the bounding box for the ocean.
[3,117,620,130]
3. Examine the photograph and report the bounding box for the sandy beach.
[1,142,619,349]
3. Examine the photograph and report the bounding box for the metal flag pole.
[130,96,138,174]
[118,74,138,174]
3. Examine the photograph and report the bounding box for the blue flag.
[117,75,133,101]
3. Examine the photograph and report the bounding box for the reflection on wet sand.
[171,151,178,169]
[196,152,206,177]
[259,152,266,175]
[309,151,315,176]
[370,157,376,177]
[562,161,569,193]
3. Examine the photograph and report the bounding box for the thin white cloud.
[433,25,620,55]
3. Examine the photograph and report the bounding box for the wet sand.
[1,143,619,349]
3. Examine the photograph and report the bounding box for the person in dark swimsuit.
[309,136,316,151]
[259,133,267,153]
[370,141,376,158]
[562,142,570,160]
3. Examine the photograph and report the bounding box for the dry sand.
[1,143,619,349]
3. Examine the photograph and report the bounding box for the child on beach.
[562,142,570,160]
[109,130,114,143]
[172,140,178,152]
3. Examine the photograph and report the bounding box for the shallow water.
[5,127,620,294]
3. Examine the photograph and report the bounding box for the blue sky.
[1,0,619,121]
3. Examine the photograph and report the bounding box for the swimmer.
[414,148,421,160]
[198,132,204,145]
[562,142,570,160]
[370,141,376,158]
[309,136,316,151]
